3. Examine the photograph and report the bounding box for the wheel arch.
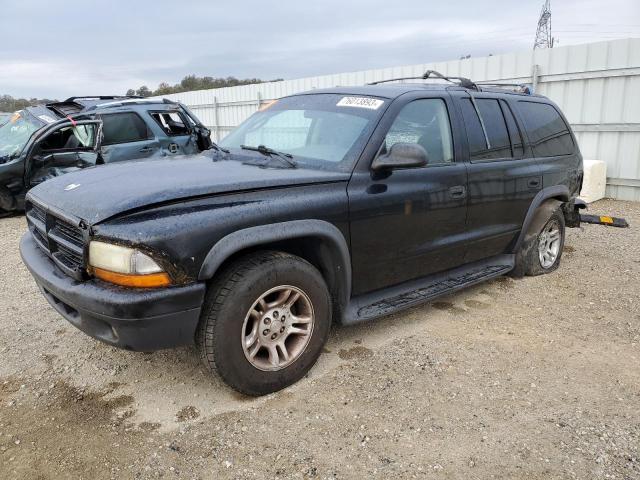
[512,185,569,253]
[198,220,352,314]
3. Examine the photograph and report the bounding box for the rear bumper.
[20,233,206,351]
[564,197,587,228]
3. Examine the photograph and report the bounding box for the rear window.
[517,101,574,157]
[100,112,151,145]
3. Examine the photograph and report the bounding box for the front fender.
[198,219,352,310]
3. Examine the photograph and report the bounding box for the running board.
[341,255,515,326]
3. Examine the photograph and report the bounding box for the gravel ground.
[0,199,639,480]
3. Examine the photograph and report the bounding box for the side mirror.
[372,142,428,171]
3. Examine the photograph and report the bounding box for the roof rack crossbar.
[368,70,478,90]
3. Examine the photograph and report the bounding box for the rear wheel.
[196,251,331,396]
[523,208,566,276]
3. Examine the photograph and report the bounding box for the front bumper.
[20,233,206,351]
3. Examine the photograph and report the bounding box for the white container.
[580,160,607,204]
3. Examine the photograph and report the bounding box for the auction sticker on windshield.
[337,97,384,110]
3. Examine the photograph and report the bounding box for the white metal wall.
[160,38,640,201]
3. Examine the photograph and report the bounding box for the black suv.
[20,74,584,395]
[0,96,212,215]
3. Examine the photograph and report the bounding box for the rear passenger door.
[454,92,542,262]
[99,112,160,163]
[149,110,199,156]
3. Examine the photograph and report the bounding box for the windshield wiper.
[213,143,230,154]
[240,144,297,168]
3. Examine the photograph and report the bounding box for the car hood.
[28,153,350,224]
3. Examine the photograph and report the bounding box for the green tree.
[125,75,283,97]
[135,86,152,98]
[0,94,58,113]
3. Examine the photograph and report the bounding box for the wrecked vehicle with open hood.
[0,96,213,215]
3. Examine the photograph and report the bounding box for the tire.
[196,251,331,396]
[521,208,566,276]
[0,186,16,213]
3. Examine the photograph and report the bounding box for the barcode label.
[336,97,384,110]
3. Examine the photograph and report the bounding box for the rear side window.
[501,100,524,158]
[151,111,191,136]
[460,98,512,160]
[517,101,574,157]
[100,113,151,145]
[459,99,487,158]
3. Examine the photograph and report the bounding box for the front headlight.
[88,241,171,288]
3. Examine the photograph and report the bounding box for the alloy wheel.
[241,285,314,371]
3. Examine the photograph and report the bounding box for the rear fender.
[512,185,569,253]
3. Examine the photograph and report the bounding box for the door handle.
[527,178,541,189]
[449,185,466,199]
[139,146,154,153]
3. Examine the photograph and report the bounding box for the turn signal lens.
[92,267,172,288]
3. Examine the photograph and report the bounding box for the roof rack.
[63,95,143,102]
[368,70,534,95]
[368,70,478,90]
[474,82,533,95]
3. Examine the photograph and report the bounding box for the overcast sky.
[1,0,638,99]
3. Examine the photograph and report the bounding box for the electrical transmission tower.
[533,0,554,49]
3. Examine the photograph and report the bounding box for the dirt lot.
[0,199,639,480]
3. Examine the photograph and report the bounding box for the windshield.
[220,94,385,171]
[0,111,43,163]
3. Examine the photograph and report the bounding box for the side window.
[517,101,574,157]
[500,100,524,158]
[459,99,487,158]
[460,98,511,160]
[38,124,98,151]
[100,113,151,145]
[384,99,453,164]
[150,111,191,136]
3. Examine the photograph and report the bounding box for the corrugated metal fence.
[160,38,640,201]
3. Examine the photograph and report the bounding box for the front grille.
[26,200,86,279]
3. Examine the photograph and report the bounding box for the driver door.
[26,120,102,187]
[348,95,469,295]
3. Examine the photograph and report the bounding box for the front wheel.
[0,186,16,216]
[197,251,331,396]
